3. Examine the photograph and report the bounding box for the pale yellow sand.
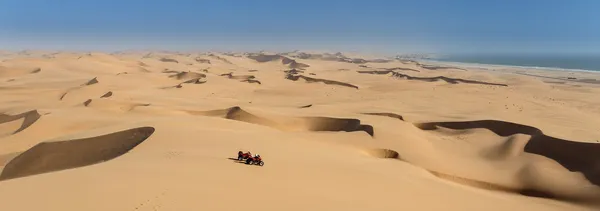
[1,51,600,211]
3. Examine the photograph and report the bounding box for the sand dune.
[219,72,261,85]
[83,77,99,86]
[0,151,22,167]
[207,54,233,64]
[182,78,207,84]
[242,79,261,84]
[0,51,598,211]
[0,110,41,137]
[379,67,420,72]
[364,148,401,159]
[167,71,206,80]
[416,120,600,186]
[362,112,404,121]
[219,72,255,80]
[247,53,310,69]
[82,98,151,112]
[159,58,178,63]
[285,74,359,89]
[0,127,155,181]
[412,120,600,203]
[357,70,508,86]
[419,63,468,71]
[59,77,100,100]
[100,91,113,98]
[161,84,183,89]
[188,106,374,136]
[195,57,211,64]
[0,66,41,78]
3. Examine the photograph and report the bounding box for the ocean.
[428,53,600,72]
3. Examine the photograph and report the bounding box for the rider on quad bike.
[245,154,264,166]
[238,151,252,161]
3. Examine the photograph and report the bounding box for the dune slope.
[0,127,155,181]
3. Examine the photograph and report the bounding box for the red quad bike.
[245,156,264,166]
[238,151,252,161]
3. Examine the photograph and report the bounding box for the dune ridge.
[0,127,155,181]
[220,72,261,85]
[83,99,151,112]
[406,119,600,203]
[188,106,374,136]
[357,70,507,86]
[100,91,113,98]
[285,74,359,89]
[168,71,206,80]
[247,54,310,69]
[207,54,233,64]
[195,57,211,64]
[59,77,100,100]
[379,67,420,72]
[362,112,404,121]
[182,78,207,84]
[364,148,401,159]
[0,66,41,78]
[0,110,41,136]
[416,120,600,186]
[83,77,99,86]
[427,170,559,199]
[284,69,304,74]
[0,152,22,167]
[159,58,178,63]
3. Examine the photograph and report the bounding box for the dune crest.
[159,58,178,63]
[379,67,420,72]
[357,70,507,86]
[364,149,401,159]
[168,71,206,80]
[83,77,99,86]
[207,54,233,64]
[0,152,22,167]
[188,106,374,136]
[362,112,404,121]
[195,57,211,64]
[0,110,41,137]
[413,119,600,202]
[285,74,359,89]
[182,78,207,84]
[100,91,113,98]
[0,66,41,78]
[220,72,261,85]
[247,53,310,69]
[59,77,100,100]
[82,99,150,112]
[0,127,155,181]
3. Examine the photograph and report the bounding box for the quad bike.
[245,156,264,166]
[238,151,252,161]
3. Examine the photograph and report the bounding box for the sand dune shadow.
[0,127,155,181]
[0,110,41,137]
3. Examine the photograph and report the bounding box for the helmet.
[256,154,260,157]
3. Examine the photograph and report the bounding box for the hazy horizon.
[1,0,599,55]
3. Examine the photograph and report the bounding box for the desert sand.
[1,50,600,211]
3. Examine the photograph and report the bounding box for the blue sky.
[0,0,598,54]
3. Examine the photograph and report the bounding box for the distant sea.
[426,53,600,72]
